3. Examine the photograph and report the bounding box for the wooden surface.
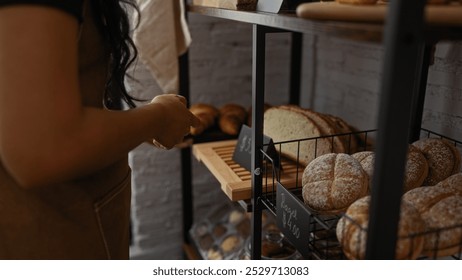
[296,2,462,26]
[192,140,303,201]
[192,0,257,10]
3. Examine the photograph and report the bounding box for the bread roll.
[404,145,429,192]
[218,104,247,136]
[403,186,462,257]
[412,138,461,186]
[336,196,425,260]
[302,153,368,214]
[190,103,219,135]
[352,151,374,192]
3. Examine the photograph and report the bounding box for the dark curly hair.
[91,0,141,109]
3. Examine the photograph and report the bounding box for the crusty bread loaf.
[324,113,359,153]
[352,151,374,192]
[403,186,462,258]
[264,106,334,165]
[190,103,220,135]
[412,138,461,186]
[336,196,425,260]
[218,104,247,136]
[436,173,462,195]
[302,153,368,214]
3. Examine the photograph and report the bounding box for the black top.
[0,0,84,21]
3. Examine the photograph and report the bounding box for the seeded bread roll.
[412,138,461,186]
[264,106,333,165]
[189,103,219,135]
[218,104,247,136]
[404,145,429,192]
[336,196,425,260]
[302,153,368,214]
[403,186,462,257]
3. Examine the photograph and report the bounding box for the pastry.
[302,153,368,214]
[220,235,241,254]
[218,104,247,135]
[403,186,462,257]
[336,196,425,260]
[412,138,461,186]
[189,103,219,135]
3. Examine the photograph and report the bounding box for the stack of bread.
[306,137,462,259]
[263,105,359,166]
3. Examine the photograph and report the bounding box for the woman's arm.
[0,6,199,189]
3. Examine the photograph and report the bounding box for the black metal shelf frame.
[179,1,462,260]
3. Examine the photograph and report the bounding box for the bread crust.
[336,196,425,259]
[190,103,219,135]
[302,153,368,214]
[436,173,462,195]
[403,186,462,258]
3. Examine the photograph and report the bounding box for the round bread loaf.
[412,138,461,186]
[403,186,462,257]
[302,153,368,214]
[336,196,425,260]
[436,173,462,195]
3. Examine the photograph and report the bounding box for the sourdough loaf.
[403,186,462,257]
[336,196,425,260]
[302,153,368,214]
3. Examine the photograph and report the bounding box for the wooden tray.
[192,140,303,201]
[296,2,462,26]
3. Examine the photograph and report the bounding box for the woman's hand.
[149,94,201,149]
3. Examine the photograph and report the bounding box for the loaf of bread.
[352,151,374,192]
[336,196,425,260]
[412,138,461,186]
[302,153,368,214]
[403,186,462,258]
[218,104,247,136]
[189,103,219,135]
[263,105,357,165]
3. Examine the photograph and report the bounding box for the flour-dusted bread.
[412,138,461,186]
[436,173,462,195]
[190,103,220,135]
[218,104,247,136]
[352,151,374,192]
[264,106,334,165]
[404,145,429,192]
[403,186,462,257]
[336,196,425,260]
[302,153,368,214]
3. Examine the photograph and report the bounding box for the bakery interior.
[128,0,462,260]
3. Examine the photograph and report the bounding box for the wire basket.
[259,128,462,260]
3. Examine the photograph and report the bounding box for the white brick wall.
[128,14,462,259]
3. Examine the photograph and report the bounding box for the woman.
[0,1,199,259]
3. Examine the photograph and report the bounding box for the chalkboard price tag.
[276,182,312,258]
[232,125,280,172]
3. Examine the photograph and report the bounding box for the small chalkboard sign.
[276,182,312,258]
[232,125,280,172]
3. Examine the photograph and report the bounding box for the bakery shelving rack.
[178,0,462,260]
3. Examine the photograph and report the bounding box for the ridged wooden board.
[192,140,303,201]
[296,2,462,26]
